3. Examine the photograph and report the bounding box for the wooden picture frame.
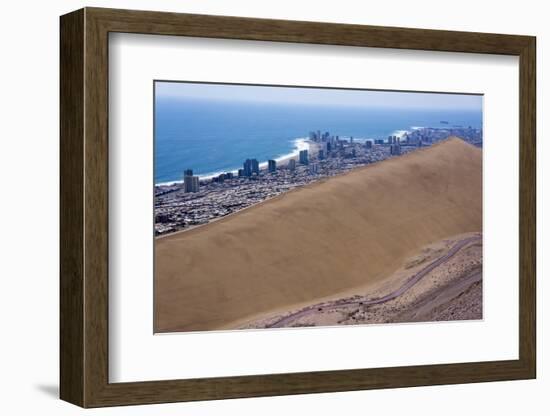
[60,7,536,408]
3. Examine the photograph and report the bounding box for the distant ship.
[440,120,449,124]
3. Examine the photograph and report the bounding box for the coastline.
[271,138,321,166]
[154,124,466,186]
[156,137,318,186]
[155,127,483,237]
[154,138,483,332]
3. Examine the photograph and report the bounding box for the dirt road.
[267,235,481,328]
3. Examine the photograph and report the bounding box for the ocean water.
[155,98,482,184]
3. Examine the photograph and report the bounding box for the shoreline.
[155,132,483,237]
[154,137,471,242]
[154,123,483,237]
[155,137,317,186]
[154,138,483,332]
[154,124,476,186]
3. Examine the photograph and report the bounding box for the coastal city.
[154,125,482,235]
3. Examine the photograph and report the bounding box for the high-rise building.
[251,158,260,175]
[268,159,277,173]
[243,159,252,177]
[184,174,200,193]
[365,140,373,149]
[191,176,199,192]
[288,159,296,171]
[390,144,401,155]
[299,149,309,165]
[238,168,245,177]
[318,149,325,160]
[309,163,319,174]
[183,169,199,193]
[243,158,259,176]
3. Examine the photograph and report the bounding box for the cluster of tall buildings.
[239,158,260,177]
[311,130,363,158]
[387,135,400,144]
[309,129,405,156]
[181,128,419,194]
[212,172,234,183]
[237,149,309,177]
[309,130,331,141]
[183,148,312,192]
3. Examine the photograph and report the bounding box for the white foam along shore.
[155,138,315,186]
[349,127,418,145]
[391,129,412,139]
[156,127,419,186]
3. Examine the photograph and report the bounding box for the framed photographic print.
[60,7,536,407]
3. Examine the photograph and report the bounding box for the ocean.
[154,98,482,184]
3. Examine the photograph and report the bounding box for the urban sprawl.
[155,126,482,235]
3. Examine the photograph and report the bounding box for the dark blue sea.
[154,98,482,184]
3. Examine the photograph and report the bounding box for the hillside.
[154,137,482,332]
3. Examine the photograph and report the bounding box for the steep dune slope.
[155,137,482,332]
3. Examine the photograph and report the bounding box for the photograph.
[48,4,537,410]
[153,82,483,333]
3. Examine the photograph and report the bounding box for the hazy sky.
[155,81,482,111]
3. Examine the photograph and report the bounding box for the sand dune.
[154,137,482,332]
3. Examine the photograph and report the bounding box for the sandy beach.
[154,137,482,333]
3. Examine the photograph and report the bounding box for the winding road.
[267,235,481,328]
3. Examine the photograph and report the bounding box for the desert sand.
[155,137,482,332]
[240,232,482,329]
